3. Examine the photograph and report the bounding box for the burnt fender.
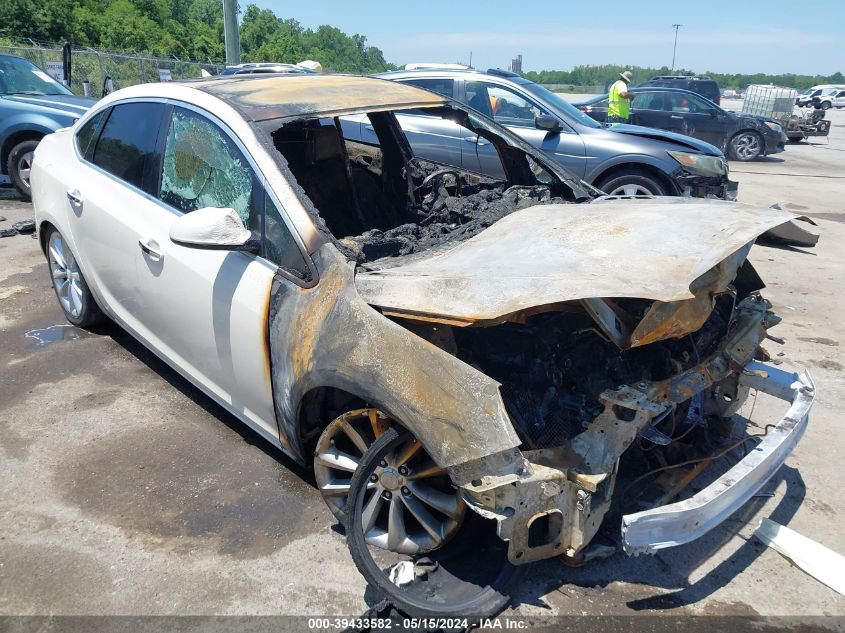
[268,244,521,467]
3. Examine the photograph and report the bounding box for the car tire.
[345,426,522,619]
[44,226,106,329]
[595,170,667,197]
[7,139,39,201]
[729,131,763,161]
[820,101,831,110]
[313,407,393,522]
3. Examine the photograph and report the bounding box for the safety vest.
[608,80,630,119]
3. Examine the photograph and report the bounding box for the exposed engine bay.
[261,102,812,571]
[452,297,733,450]
[386,249,780,563]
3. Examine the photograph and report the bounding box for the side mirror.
[170,207,259,253]
[708,108,719,117]
[535,114,562,132]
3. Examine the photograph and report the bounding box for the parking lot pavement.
[2,108,844,619]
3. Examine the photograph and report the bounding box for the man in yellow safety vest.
[608,70,634,123]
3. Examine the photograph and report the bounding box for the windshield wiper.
[6,91,50,96]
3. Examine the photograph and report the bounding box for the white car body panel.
[31,87,286,448]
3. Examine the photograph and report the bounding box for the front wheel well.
[2,131,45,174]
[592,163,677,195]
[298,386,386,464]
[38,220,57,254]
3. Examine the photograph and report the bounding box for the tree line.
[1,1,839,87]
[0,0,394,73]
[522,64,845,91]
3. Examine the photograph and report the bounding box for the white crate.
[742,85,798,118]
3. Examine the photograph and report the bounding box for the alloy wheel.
[608,183,655,196]
[732,133,761,160]
[314,408,391,520]
[48,231,85,319]
[16,150,34,190]
[356,433,464,555]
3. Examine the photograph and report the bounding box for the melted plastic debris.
[341,183,566,263]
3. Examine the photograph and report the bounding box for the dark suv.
[638,75,721,105]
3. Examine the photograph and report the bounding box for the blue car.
[1,53,96,199]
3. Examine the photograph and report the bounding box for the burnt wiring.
[621,422,778,501]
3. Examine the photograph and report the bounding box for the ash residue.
[341,182,567,263]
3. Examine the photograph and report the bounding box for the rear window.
[402,77,454,98]
[92,102,166,191]
[76,108,109,161]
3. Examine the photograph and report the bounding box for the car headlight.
[668,151,728,176]
[764,121,782,133]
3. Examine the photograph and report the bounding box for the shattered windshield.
[160,107,256,228]
[0,56,72,96]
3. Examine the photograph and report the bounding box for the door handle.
[66,190,82,206]
[464,136,491,146]
[670,115,683,119]
[138,239,163,261]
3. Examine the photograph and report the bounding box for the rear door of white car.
[71,101,168,329]
[133,104,282,443]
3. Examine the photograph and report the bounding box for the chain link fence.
[1,41,225,97]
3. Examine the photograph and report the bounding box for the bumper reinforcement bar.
[621,360,814,555]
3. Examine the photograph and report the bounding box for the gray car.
[372,68,737,199]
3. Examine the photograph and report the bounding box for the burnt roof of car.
[187,74,448,121]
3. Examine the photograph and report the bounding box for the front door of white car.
[132,105,279,442]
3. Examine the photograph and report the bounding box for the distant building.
[510,54,523,74]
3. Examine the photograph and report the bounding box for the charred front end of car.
[430,261,812,564]
[241,77,812,569]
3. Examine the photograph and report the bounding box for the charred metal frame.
[454,294,809,564]
[242,80,811,565]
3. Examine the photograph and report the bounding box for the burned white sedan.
[31,75,814,617]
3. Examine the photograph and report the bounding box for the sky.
[250,0,843,76]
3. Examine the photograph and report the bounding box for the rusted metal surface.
[457,294,776,562]
[267,244,520,467]
[193,75,446,122]
[355,198,796,322]
[568,294,774,475]
[653,459,712,507]
[629,245,750,348]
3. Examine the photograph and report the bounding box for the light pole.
[671,24,683,71]
[222,0,240,65]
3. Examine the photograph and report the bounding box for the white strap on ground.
[755,518,845,596]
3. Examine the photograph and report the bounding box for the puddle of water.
[25,324,86,349]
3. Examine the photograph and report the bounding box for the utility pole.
[671,24,683,71]
[222,0,240,65]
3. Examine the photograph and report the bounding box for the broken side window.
[159,107,258,232]
[263,191,311,280]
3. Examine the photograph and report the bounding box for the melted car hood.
[355,197,795,322]
[609,123,723,155]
